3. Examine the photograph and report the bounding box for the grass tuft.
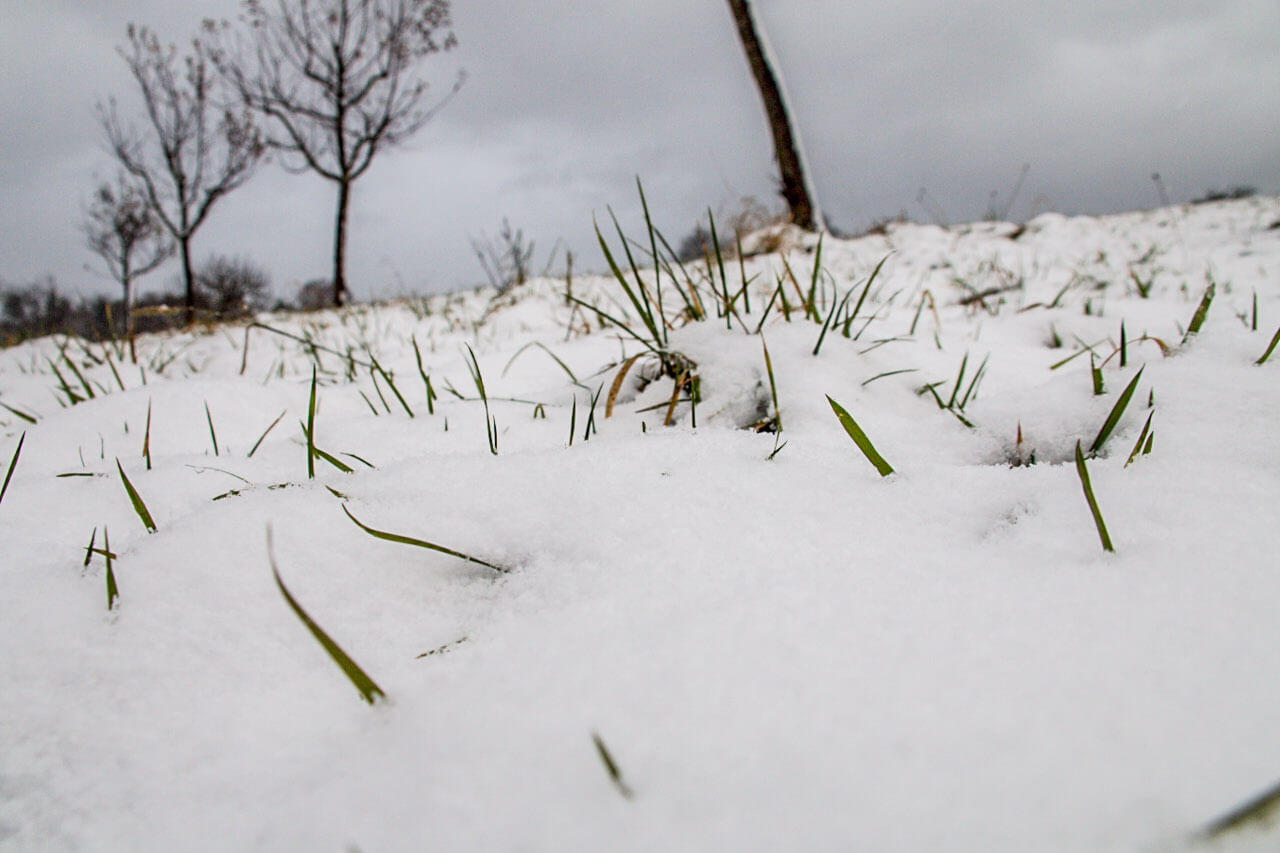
[267,527,385,705]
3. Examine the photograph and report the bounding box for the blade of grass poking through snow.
[1124,411,1154,468]
[142,399,152,470]
[813,283,856,356]
[503,341,580,385]
[596,215,662,348]
[1197,777,1280,842]
[568,393,577,447]
[204,401,220,456]
[636,178,666,337]
[762,337,782,435]
[411,335,437,415]
[463,344,498,455]
[0,400,38,424]
[1089,366,1144,455]
[103,526,118,610]
[341,504,506,573]
[1090,354,1104,395]
[370,355,413,418]
[591,732,634,800]
[826,396,894,477]
[0,431,25,507]
[247,410,286,458]
[116,459,156,533]
[1182,281,1215,344]
[707,209,733,330]
[267,527,385,705]
[306,367,318,479]
[1074,441,1114,553]
[1257,326,1280,365]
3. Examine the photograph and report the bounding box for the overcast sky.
[2,0,1277,303]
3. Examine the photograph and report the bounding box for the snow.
[2,195,1279,851]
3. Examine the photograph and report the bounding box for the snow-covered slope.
[2,196,1279,852]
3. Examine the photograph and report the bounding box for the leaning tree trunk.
[332,179,351,307]
[725,0,819,231]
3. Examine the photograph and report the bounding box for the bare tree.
[100,25,262,326]
[725,0,822,231]
[83,173,173,358]
[210,0,463,307]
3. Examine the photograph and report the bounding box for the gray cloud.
[1,0,1276,302]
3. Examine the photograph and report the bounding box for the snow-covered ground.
[2,196,1279,852]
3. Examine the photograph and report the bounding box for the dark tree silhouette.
[210,0,463,307]
[100,25,263,326]
[725,0,820,231]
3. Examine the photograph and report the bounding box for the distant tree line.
[0,258,324,347]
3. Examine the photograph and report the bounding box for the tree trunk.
[725,0,818,231]
[332,179,351,307]
[180,237,196,327]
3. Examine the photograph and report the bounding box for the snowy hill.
[2,195,1279,851]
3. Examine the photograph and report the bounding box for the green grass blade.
[597,216,662,347]
[0,431,25,507]
[806,233,825,322]
[1074,441,1114,553]
[502,341,579,384]
[1089,366,1144,455]
[204,401,220,456]
[826,395,894,477]
[636,178,667,345]
[104,526,118,611]
[1257,325,1280,365]
[142,399,152,470]
[116,459,157,533]
[1124,411,1154,468]
[371,356,414,418]
[591,731,634,800]
[306,367,318,479]
[946,352,970,409]
[411,335,437,415]
[564,294,660,355]
[813,285,856,357]
[248,410,286,458]
[312,446,355,474]
[267,528,385,705]
[761,337,781,435]
[342,504,506,574]
[1198,777,1280,842]
[1182,282,1215,344]
[0,400,38,424]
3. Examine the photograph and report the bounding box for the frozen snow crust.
[2,196,1279,851]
